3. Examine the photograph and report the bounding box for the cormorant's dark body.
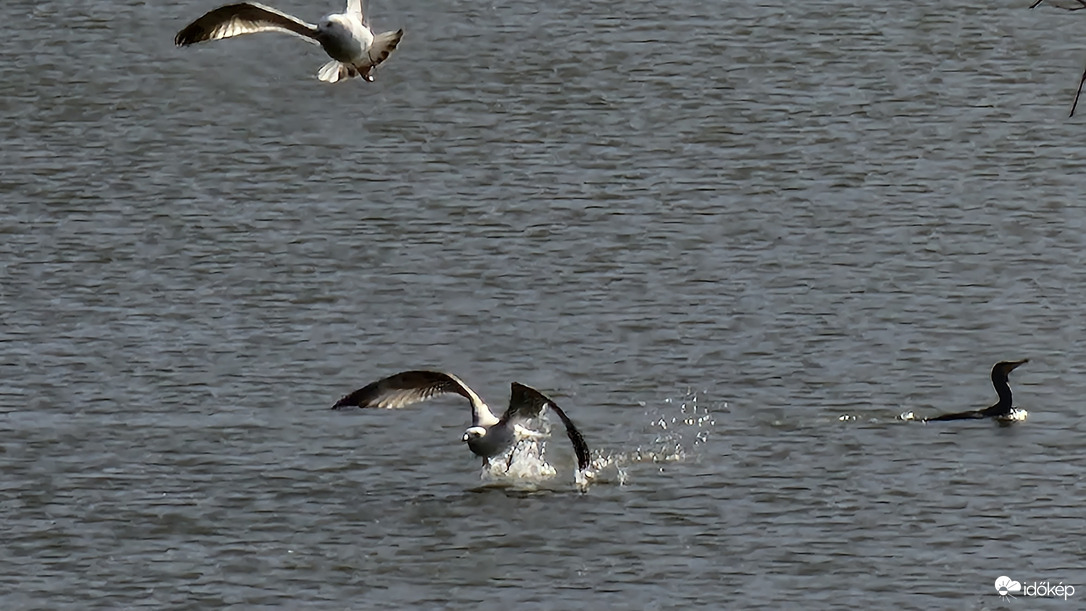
[924,360,1027,422]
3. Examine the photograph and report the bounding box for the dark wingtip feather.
[549,403,591,471]
[331,387,366,409]
[174,17,220,46]
[174,26,195,47]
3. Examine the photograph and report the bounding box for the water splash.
[475,390,721,490]
[1000,408,1028,422]
[583,389,721,484]
[475,412,590,490]
[640,389,717,461]
[479,439,558,484]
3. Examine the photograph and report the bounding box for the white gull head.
[461,426,487,442]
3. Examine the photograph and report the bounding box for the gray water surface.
[2,0,1085,608]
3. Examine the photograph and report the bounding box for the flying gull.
[332,371,591,471]
[175,1,404,83]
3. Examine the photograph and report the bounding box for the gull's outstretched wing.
[332,371,498,426]
[175,2,319,47]
[507,383,591,470]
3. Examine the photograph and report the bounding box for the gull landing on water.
[174,1,403,83]
[332,371,592,474]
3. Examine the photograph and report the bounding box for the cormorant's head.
[992,359,1028,380]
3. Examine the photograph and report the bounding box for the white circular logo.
[995,576,1022,596]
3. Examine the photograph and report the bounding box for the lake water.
[2,0,1085,608]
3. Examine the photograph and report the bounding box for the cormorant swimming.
[923,359,1029,423]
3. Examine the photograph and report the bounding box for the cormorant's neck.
[991,371,1013,411]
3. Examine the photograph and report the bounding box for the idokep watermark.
[995,575,1075,601]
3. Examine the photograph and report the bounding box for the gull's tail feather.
[317,60,360,83]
